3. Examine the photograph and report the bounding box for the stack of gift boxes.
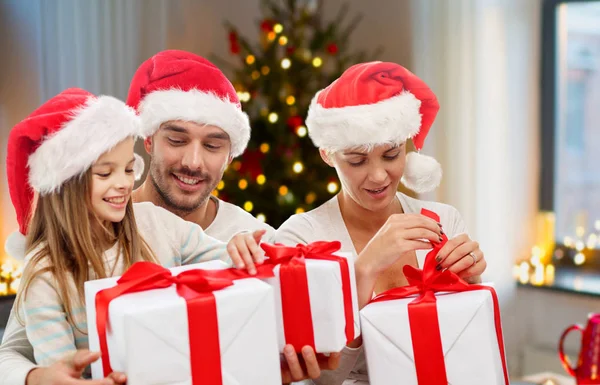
[85,224,509,385]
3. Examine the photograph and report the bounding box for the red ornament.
[286,46,296,55]
[228,31,240,54]
[219,192,230,202]
[287,115,303,129]
[239,149,265,179]
[260,19,275,33]
[326,43,338,55]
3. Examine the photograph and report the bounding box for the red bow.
[95,261,233,384]
[369,209,509,385]
[260,241,356,351]
[261,241,342,262]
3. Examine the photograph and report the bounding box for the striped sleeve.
[21,272,77,366]
[0,308,37,385]
[179,223,229,265]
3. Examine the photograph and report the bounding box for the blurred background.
[0,0,599,383]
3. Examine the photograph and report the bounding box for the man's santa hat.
[5,88,144,260]
[126,50,250,157]
[306,61,441,193]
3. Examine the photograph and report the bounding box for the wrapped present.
[258,241,360,353]
[360,209,509,385]
[85,260,281,385]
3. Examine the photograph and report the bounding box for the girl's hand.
[227,229,267,275]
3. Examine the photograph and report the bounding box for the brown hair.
[16,169,156,328]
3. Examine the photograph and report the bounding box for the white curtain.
[0,0,173,242]
[34,0,169,101]
[410,0,541,376]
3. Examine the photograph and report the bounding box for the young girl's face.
[90,138,136,223]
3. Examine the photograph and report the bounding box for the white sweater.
[0,201,256,384]
[274,192,468,385]
[205,196,276,242]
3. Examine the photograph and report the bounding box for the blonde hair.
[16,169,157,329]
[322,141,408,162]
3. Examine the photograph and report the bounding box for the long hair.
[16,169,156,328]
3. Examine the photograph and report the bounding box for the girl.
[6,88,264,369]
[275,62,488,384]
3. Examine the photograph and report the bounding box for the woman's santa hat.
[5,88,144,260]
[306,61,441,193]
[126,50,251,157]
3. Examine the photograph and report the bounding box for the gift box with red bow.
[360,209,509,385]
[258,241,360,353]
[85,260,282,385]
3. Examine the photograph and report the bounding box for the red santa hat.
[126,50,250,157]
[306,61,441,193]
[5,88,144,260]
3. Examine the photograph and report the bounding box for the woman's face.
[324,143,406,212]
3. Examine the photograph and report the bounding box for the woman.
[275,62,487,384]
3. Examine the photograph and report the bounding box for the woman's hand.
[354,213,443,308]
[436,234,486,283]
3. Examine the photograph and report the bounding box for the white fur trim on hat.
[306,90,422,151]
[401,151,442,193]
[133,153,145,180]
[5,230,26,261]
[28,96,141,195]
[138,89,251,157]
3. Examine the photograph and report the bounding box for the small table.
[518,372,575,385]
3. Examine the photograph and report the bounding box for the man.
[127,50,275,275]
[0,50,339,385]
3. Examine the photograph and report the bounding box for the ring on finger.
[468,252,477,267]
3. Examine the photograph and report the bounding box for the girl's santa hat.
[5,88,144,260]
[126,50,250,157]
[306,61,441,193]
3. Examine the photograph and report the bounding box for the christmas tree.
[213,0,380,227]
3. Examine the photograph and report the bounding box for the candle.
[587,233,597,249]
[512,264,521,279]
[536,212,556,263]
[532,263,545,286]
[545,264,555,285]
[9,278,20,294]
[519,262,530,284]
[0,282,7,296]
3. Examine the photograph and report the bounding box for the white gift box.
[261,251,360,353]
[85,261,282,385]
[360,289,507,385]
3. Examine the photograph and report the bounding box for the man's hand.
[281,344,341,384]
[26,349,127,385]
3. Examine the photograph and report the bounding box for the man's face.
[146,120,232,213]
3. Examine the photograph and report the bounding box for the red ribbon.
[369,209,509,385]
[260,241,356,351]
[95,261,234,384]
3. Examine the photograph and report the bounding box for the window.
[541,0,600,269]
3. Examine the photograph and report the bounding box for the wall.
[0,0,414,247]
